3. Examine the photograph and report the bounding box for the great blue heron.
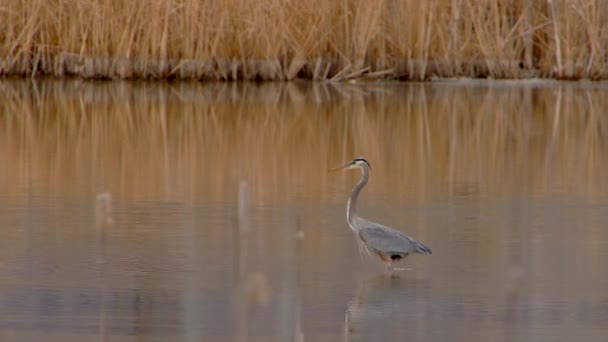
[330,157,432,269]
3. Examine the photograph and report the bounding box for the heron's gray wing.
[359,225,432,256]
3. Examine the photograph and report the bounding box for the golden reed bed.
[1,0,608,80]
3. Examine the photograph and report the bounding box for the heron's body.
[331,157,432,269]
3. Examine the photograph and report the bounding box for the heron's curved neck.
[347,166,369,230]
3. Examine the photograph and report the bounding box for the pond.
[0,79,607,341]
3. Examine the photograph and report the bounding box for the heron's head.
[329,157,372,172]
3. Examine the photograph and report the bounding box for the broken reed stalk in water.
[1,0,608,80]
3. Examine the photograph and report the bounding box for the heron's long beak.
[328,162,352,172]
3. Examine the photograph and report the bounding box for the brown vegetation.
[1,1,608,80]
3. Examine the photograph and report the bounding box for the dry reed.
[1,0,608,80]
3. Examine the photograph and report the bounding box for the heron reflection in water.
[330,158,432,270]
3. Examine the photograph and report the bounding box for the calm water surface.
[1,80,608,341]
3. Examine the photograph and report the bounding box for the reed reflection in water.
[0,80,607,341]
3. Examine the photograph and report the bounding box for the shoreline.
[1,55,606,82]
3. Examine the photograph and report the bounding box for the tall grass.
[1,0,608,80]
